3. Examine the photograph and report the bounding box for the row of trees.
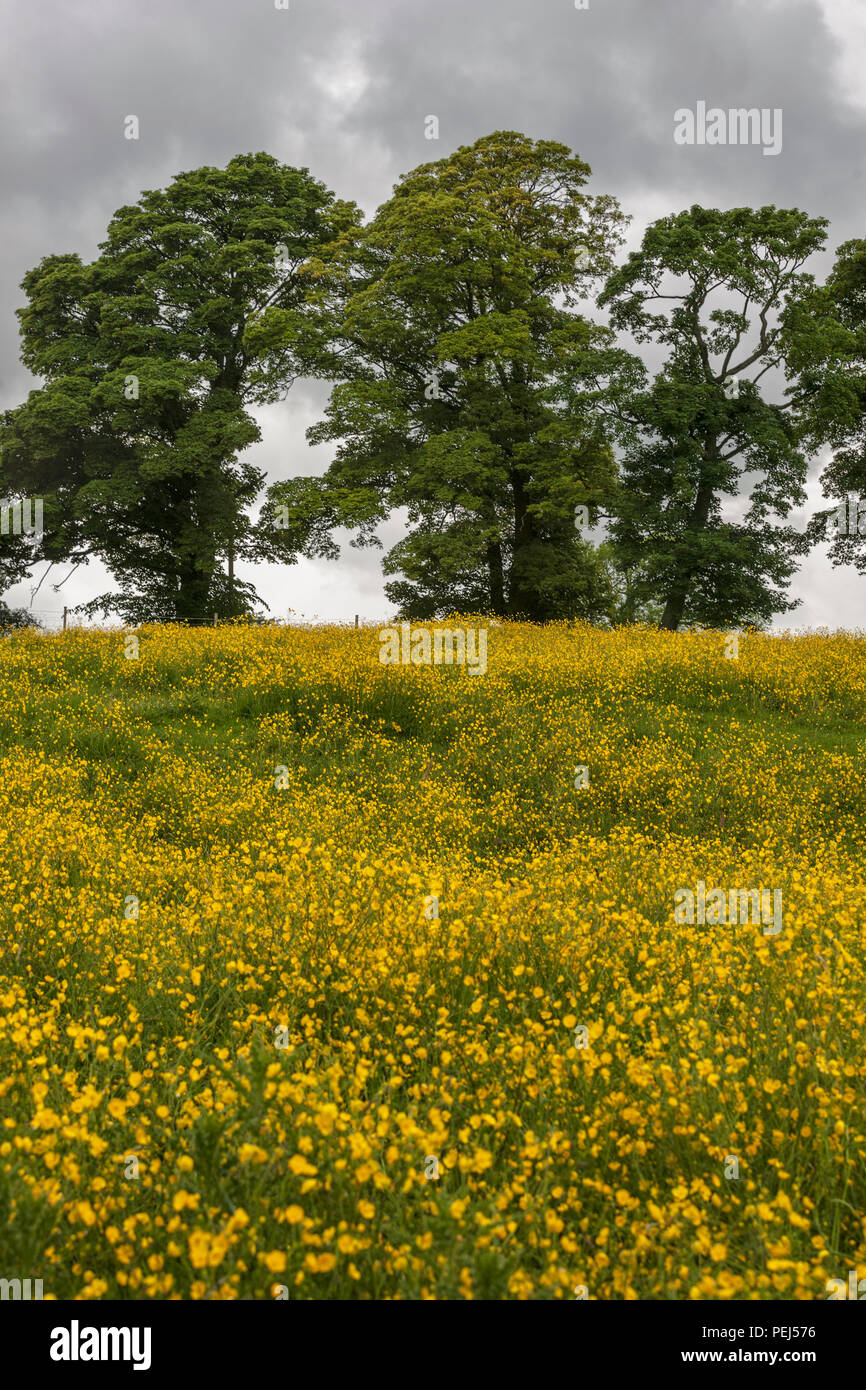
[2,132,865,629]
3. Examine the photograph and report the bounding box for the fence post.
[62,607,68,633]
[355,614,359,629]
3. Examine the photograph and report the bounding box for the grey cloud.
[2,0,865,626]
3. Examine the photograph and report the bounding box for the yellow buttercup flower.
[288,1154,317,1177]
[0,621,863,1300]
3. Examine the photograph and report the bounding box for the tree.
[589,205,828,631]
[788,238,866,571]
[594,543,664,626]
[259,131,627,621]
[0,601,42,633]
[0,449,45,614]
[0,503,38,605]
[0,154,357,623]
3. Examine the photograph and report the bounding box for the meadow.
[0,620,864,1300]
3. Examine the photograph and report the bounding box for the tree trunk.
[660,586,688,632]
[487,537,506,616]
[659,457,718,632]
[176,559,215,623]
[508,469,542,619]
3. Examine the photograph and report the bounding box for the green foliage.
[594,543,664,626]
[0,455,43,603]
[591,205,828,630]
[0,144,857,630]
[0,601,42,633]
[787,238,866,571]
[261,131,627,620]
[1,154,358,623]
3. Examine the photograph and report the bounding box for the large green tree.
[587,206,829,631]
[0,153,357,623]
[789,238,866,570]
[258,131,627,621]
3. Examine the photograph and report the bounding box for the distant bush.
[0,602,42,633]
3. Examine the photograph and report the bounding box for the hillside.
[0,621,864,1299]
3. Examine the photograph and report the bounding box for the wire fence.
[1,610,366,632]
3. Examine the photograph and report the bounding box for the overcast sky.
[2,0,865,629]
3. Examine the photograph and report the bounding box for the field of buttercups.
[0,620,864,1299]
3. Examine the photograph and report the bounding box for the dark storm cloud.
[1,0,864,625]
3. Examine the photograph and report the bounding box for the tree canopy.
[587,205,828,631]
[260,130,627,621]
[0,141,853,631]
[1,153,357,622]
